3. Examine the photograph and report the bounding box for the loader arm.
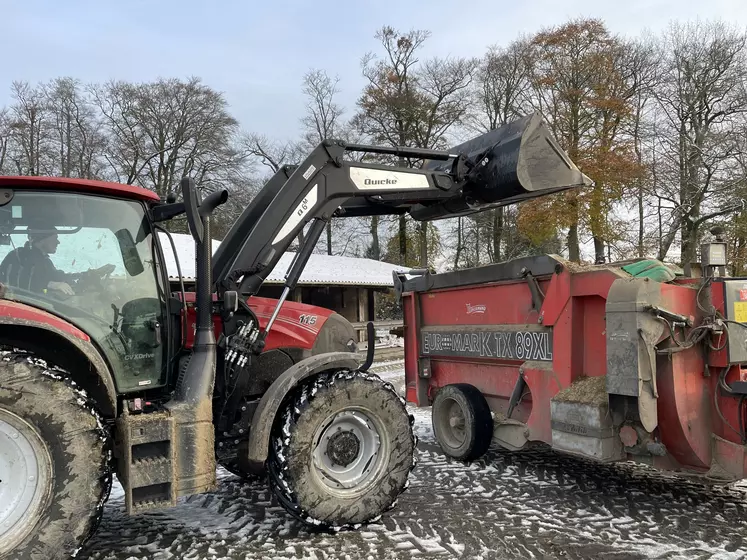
[213,146,462,296]
[212,112,592,298]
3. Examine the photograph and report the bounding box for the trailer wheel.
[0,349,112,560]
[432,383,493,461]
[268,369,416,529]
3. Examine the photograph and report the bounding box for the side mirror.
[181,177,204,244]
[223,290,238,313]
[222,290,238,321]
[152,201,186,223]
[392,270,404,303]
[115,228,145,276]
[407,268,429,276]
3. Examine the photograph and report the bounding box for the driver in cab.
[0,227,115,297]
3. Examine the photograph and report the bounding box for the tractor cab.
[0,187,169,391]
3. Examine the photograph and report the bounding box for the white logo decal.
[466,303,486,314]
[273,184,318,244]
[125,352,155,360]
[349,167,430,190]
[299,314,318,325]
[302,164,316,180]
[364,177,397,186]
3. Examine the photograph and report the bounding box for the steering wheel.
[71,265,115,293]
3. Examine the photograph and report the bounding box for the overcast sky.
[3,0,747,142]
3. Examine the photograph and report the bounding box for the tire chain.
[0,346,114,558]
[267,368,418,532]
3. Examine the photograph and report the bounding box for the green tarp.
[621,259,677,283]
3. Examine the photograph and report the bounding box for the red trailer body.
[400,254,747,481]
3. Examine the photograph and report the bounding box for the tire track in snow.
[78,392,747,559]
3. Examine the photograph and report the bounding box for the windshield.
[0,190,167,392]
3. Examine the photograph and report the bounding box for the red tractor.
[0,112,587,559]
[396,230,747,483]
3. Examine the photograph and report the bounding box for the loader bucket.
[413,112,592,220]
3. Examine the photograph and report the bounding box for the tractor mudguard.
[0,300,117,417]
[241,351,361,474]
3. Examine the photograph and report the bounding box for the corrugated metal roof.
[159,232,407,287]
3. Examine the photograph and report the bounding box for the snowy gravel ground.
[78,362,747,560]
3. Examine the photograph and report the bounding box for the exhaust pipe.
[176,183,229,401]
[166,178,228,498]
[411,112,593,221]
[174,181,228,402]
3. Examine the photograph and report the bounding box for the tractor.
[0,111,589,559]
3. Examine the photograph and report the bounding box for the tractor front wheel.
[0,349,112,560]
[268,369,415,528]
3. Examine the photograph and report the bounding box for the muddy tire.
[218,454,254,479]
[0,349,112,560]
[432,383,493,461]
[217,442,263,480]
[268,369,416,529]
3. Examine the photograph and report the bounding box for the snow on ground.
[78,361,747,560]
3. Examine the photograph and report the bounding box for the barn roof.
[159,232,407,288]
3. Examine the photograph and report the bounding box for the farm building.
[159,233,406,329]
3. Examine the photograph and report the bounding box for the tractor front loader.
[0,111,589,560]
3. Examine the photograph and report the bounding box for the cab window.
[0,190,167,391]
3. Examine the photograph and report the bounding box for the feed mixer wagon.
[396,230,747,483]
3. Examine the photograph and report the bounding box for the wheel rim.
[435,397,467,450]
[311,409,386,496]
[0,408,52,553]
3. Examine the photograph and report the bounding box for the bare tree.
[300,69,344,148]
[239,131,309,247]
[354,26,430,266]
[299,68,345,254]
[90,80,160,186]
[0,108,10,173]
[42,77,106,179]
[354,25,476,266]
[620,36,663,257]
[651,20,747,265]
[469,38,532,134]
[91,77,241,199]
[7,81,50,176]
[459,38,533,265]
[242,132,302,175]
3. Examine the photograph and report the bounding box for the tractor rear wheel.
[0,349,112,560]
[268,369,416,529]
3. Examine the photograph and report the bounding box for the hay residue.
[552,375,608,405]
